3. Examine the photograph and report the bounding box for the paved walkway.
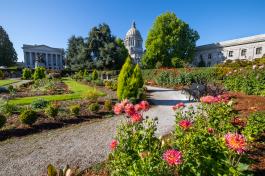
[0,86,194,176]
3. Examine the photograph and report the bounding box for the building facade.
[193,34,265,66]
[124,22,143,64]
[22,44,64,70]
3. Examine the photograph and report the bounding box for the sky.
[1,0,265,61]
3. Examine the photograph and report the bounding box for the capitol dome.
[124,21,143,64]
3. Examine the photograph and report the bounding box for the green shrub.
[33,67,46,80]
[69,105,80,116]
[31,98,49,109]
[92,79,104,86]
[88,102,100,113]
[92,69,98,80]
[117,56,134,100]
[0,99,17,115]
[19,109,38,125]
[83,69,88,77]
[104,99,112,111]
[7,85,16,94]
[72,70,83,80]
[22,68,32,79]
[0,114,7,128]
[0,70,4,79]
[84,88,101,102]
[45,103,60,118]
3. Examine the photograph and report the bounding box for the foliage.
[0,114,6,128]
[91,69,98,80]
[45,102,60,118]
[0,70,4,79]
[33,67,46,80]
[104,79,117,91]
[19,109,38,125]
[104,99,112,111]
[0,26,18,66]
[72,70,83,80]
[117,56,134,100]
[0,98,17,115]
[69,105,80,116]
[84,88,102,102]
[31,98,49,109]
[47,164,83,176]
[22,68,32,79]
[88,102,100,113]
[243,111,265,141]
[142,12,199,68]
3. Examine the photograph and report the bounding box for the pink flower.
[124,103,136,116]
[225,133,246,154]
[134,104,142,112]
[172,102,185,110]
[163,149,182,166]
[110,140,118,150]
[131,113,143,123]
[200,96,217,104]
[179,120,192,130]
[113,103,123,115]
[139,101,150,111]
[121,99,129,108]
[207,128,214,134]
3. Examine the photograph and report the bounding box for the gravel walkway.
[0,86,194,176]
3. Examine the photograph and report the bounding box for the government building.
[124,22,143,64]
[193,34,265,66]
[22,44,64,70]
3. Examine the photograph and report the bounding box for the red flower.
[113,103,123,115]
[207,128,214,134]
[134,104,142,112]
[139,101,150,111]
[172,102,185,110]
[225,133,246,154]
[131,113,143,123]
[124,103,136,116]
[179,120,192,130]
[110,140,118,150]
[163,149,182,166]
[121,99,129,108]
[200,96,218,104]
[231,117,246,128]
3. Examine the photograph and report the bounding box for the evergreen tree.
[0,26,17,66]
[117,56,134,100]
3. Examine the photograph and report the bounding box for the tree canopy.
[66,23,128,70]
[141,12,199,68]
[0,26,18,66]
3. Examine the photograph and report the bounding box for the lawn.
[9,78,105,105]
[0,79,19,86]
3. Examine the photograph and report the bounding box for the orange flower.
[225,133,246,154]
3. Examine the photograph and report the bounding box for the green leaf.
[47,164,57,176]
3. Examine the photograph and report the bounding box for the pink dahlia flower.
[134,104,142,112]
[113,103,123,115]
[110,140,118,150]
[225,133,246,154]
[124,103,136,116]
[139,100,150,111]
[172,102,185,110]
[179,120,192,130]
[120,99,129,108]
[200,96,218,104]
[163,149,182,166]
[131,113,143,123]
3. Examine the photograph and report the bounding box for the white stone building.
[22,44,64,70]
[124,22,143,64]
[193,34,265,66]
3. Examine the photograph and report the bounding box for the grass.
[9,78,105,105]
[0,79,19,86]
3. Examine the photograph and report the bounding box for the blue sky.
[1,0,265,61]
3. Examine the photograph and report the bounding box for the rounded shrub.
[19,110,38,125]
[45,103,59,118]
[92,69,98,80]
[0,114,7,128]
[22,68,32,79]
[88,102,100,113]
[104,99,112,111]
[69,105,80,116]
[33,67,46,80]
[31,98,49,109]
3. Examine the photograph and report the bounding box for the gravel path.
[0,86,194,176]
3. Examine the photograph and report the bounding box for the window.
[228,51,233,57]
[200,54,203,60]
[241,49,247,57]
[256,47,262,55]
[208,53,212,59]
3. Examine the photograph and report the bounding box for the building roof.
[22,44,64,53]
[125,21,143,41]
[196,34,265,51]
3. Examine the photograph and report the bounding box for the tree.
[22,68,32,79]
[117,56,134,100]
[33,67,46,80]
[142,12,199,68]
[0,26,17,66]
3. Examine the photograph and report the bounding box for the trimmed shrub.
[92,69,98,80]
[0,70,4,79]
[83,69,88,77]
[19,110,38,125]
[84,88,101,102]
[88,102,100,113]
[69,105,80,116]
[45,103,60,118]
[0,99,17,115]
[117,56,134,100]
[33,67,46,80]
[0,114,7,128]
[22,68,32,79]
[104,99,112,111]
[31,98,49,109]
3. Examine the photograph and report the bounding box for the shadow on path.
[148,99,194,106]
